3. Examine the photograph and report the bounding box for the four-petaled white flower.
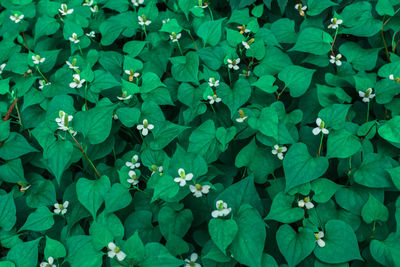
[55,110,73,131]
[315,231,326,247]
[125,154,140,169]
[0,63,5,74]
[138,15,151,26]
[39,79,51,90]
[40,257,56,267]
[207,94,221,105]
[170,32,181,42]
[328,17,343,29]
[359,88,375,103]
[312,118,329,135]
[83,0,93,6]
[298,196,314,209]
[208,77,219,87]
[174,168,193,187]
[211,200,231,218]
[86,31,95,38]
[184,253,201,267]
[54,201,69,215]
[117,91,132,101]
[236,109,248,123]
[195,0,208,8]
[66,60,79,70]
[242,41,250,49]
[271,144,287,160]
[69,33,80,44]
[132,0,144,6]
[107,242,126,261]
[227,58,240,70]
[127,170,139,186]
[189,183,211,198]
[295,3,307,16]
[137,119,154,136]
[69,74,85,88]
[32,55,45,65]
[10,13,24,23]
[59,3,74,16]
[125,69,140,78]
[330,54,342,66]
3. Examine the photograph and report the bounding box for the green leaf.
[353,153,394,188]
[290,28,333,55]
[307,0,338,16]
[378,116,400,143]
[6,238,41,267]
[170,52,199,83]
[248,106,279,139]
[311,178,342,203]
[276,225,316,267]
[0,132,38,160]
[140,243,183,267]
[140,72,166,93]
[230,205,265,267]
[151,174,180,202]
[265,192,304,223]
[188,120,218,162]
[90,70,121,93]
[124,232,145,263]
[66,235,103,267]
[0,120,10,141]
[283,143,329,192]
[19,206,54,232]
[76,175,111,219]
[361,194,389,224]
[339,42,380,71]
[217,79,251,118]
[0,192,16,231]
[251,75,278,93]
[209,219,238,253]
[326,129,361,158]
[158,206,193,239]
[318,104,351,130]
[43,140,73,184]
[44,236,66,259]
[370,232,400,266]
[0,159,26,184]
[314,220,362,263]
[376,0,395,16]
[116,107,141,127]
[104,183,132,214]
[278,65,316,97]
[197,18,226,47]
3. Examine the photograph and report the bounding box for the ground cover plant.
[0,0,400,266]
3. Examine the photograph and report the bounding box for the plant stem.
[381,17,391,62]
[318,134,324,157]
[186,30,199,51]
[207,5,214,21]
[227,67,232,86]
[78,44,83,56]
[330,27,339,57]
[69,131,101,178]
[366,101,370,122]
[36,67,49,83]
[176,41,184,56]
[276,85,287,101]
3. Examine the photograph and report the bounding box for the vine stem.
[207,5,214,21]
[366,101,370,122]
[186,30,199,51]
[176,40,184,56]
[318,134,324,157]
[36,66,49,83]
[381,18,391,62]
[68,131,101,178]
[0,98,18,147]
[227,67,232,86]
[330,27,339,57]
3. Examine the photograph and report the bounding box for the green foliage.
[0,0,399,266]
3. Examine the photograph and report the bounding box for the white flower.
[312,118,329,135]
[162,18,170,24]
[86,31,95,38]
[184,253,201,267]
[40,257,56,267]
[138,15,151,26]
[207,94,221,104]
[125,154,140,169]
[32,55,45,65]
[328,18,343,29]
[208,77,219,87]
[69,33,80,44]
[236,109,248,123]
[137,119,154,136]
[90,5,99,12]
[38,79,51,90]
[10,13,24,23]
[0,63,5,74]
[59,3,74,16]
[242,41,250,49]
[55,110,73,132]
[298,196,314,209]
[315,231,325,247]
[195,0,208,8]
[174,168,193,186]
[125,69,140,78]
[117,91,132,101]
[227,58,240,70]
[237,25,250,34]
[170,32,181,42]
[359,88,375,103]
[83,0,93,6]
[107,242,126,261]
[151,165,163,176]
[211,200,232,218]
[132,0,144,6]
[295,3,307,16]
[113,113,119,120]
[19,184,31,192]
[69,74,85,88]
[54,201,69,215]
[330,54,342,66]
[389,74,394,80]
[127,170,139,186]
[271,145,287,160]
[189,184,211,198]
[66,60,79,70]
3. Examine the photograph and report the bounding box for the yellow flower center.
[195,184,202,191]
